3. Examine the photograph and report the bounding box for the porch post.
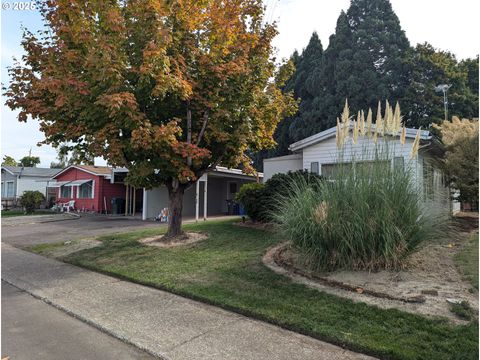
[142,188,147,220]
[195,180,200,222]
[125,185,129,216]
[203,173,208,221]
[133,186,136,215]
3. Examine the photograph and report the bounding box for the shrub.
[273,154,451,271]
[236,171,323,222]
[273,100,452,271]
[235,183,266,221]
[263,170,323,222]
[19,190,45,214]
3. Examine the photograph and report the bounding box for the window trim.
[6,181,15,198]
[60,185,73,198]
[77,180,95,199]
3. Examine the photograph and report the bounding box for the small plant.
[19,190,45,214]
[235,183,267,222]
[449,301,475,321]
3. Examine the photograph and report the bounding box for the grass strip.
[31,219,478,360]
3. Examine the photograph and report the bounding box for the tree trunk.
[166,180,185,238]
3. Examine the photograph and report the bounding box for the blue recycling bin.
[239,204,246,215]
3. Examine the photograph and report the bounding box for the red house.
[53,165,127,213]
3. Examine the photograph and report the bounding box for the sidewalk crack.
[164,317,240,352]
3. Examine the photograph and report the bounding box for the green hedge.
[235,182,266,221]
[236,170,323,222]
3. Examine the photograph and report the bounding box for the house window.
[229,182,238,195]
[6,181,14,197]
[322,161,389,179]
[61,185,72,198]
[321,163,343,179]
[1,182,4,197]
[394,157,404,172]
[78,181,93,199]
[310,162,319,175]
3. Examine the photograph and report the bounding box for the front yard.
[1,210,52,217]
[31,219,478,360]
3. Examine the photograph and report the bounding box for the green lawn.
[31,219,478,360]
[1,210,52,217]
[455,232,479,290]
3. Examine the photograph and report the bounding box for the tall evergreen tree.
[286,32,324,142]
[280,0,411,148]
[252,0,478,171]
[328,0,410,117]
[252,33,323,170]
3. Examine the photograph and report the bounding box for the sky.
[1,0,479,168]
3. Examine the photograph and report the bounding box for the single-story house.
[263,124,457,211]
[53,165,130,213]
[112,166,261,220]
[1,166,61,208]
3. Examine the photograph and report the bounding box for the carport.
[141,167,261,221]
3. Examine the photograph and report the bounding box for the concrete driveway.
[1,214,163,248]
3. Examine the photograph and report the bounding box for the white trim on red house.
[75,179,95,199]
[53,165,112,179]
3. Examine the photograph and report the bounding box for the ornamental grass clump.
[273,100,450,271]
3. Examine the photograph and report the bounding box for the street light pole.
[434,84,452,121]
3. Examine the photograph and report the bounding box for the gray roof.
[2,166,62,178]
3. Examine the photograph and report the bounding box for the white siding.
[263,154,303,181]
[16,177,54,197]
[265,131,452,213]
[301,135,424,183]
[302,136,415,170]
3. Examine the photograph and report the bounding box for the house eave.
[288,125,431,152]
[54,165,111,179]
[1,167,16,176]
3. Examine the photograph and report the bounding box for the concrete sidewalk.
[2,281,154,360]
[2,244,374,360]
